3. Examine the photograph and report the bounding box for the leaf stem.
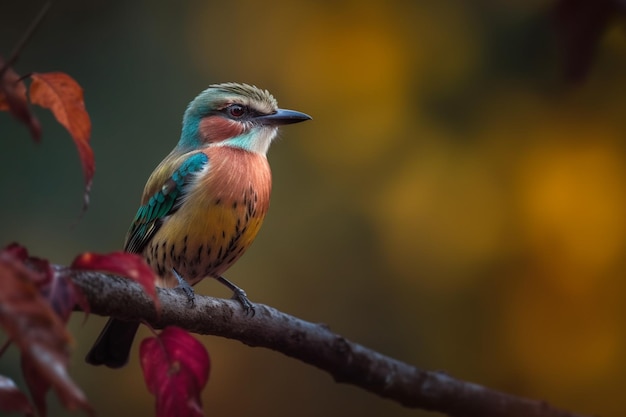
[0,339,12,358]
[0,1,52,78]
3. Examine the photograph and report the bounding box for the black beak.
[255,108,312,126]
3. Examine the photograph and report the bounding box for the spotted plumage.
[86,83,311,368]
[144,146,271,288]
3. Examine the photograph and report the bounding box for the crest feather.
[210,83,276,107]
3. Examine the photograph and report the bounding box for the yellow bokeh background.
[2,1,626,416]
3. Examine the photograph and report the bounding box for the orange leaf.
[30,72,94,209]
[140,327,210,417]
[0,57,41,140]
[71,251,160,311]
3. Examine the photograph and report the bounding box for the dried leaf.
[71,251,160,310]
[140,327,210,417]
[0,57,41,139]
[0,249,93,417]
[0,375,35,416]
[30,72,94,209]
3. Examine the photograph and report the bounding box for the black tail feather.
[85,318,140,368]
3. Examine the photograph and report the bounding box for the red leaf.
[71,251,159,310]
[21,348,94,417]
[29,72,94,209]
[1,243,90,322]
[0,249,93,417]
[2,242,29,262]
[140,327,210,417]
[0,57,41,140]
[40,268,91,324]
[0,375,35,416]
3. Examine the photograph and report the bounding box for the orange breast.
[144,147,272,288]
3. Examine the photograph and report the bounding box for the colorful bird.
[86,83,311,368]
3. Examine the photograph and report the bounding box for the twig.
[3,1,52,73]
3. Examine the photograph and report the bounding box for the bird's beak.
[255,109,312,126]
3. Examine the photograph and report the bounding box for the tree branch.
[66,267,591,417]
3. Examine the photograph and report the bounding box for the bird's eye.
[227,104,246,118]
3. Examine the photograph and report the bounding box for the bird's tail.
[85,318,140,368]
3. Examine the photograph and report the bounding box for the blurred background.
[2,0,626,416]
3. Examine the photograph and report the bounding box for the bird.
[86,83,311,368]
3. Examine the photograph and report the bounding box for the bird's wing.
[123,151,209,254]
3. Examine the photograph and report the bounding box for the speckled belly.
[142,146,272,288]
[144,187,267,288]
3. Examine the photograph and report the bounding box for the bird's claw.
[232,288,255,317]
[217,275,255,316]
[173,268,195,308]
[179,285,195,308]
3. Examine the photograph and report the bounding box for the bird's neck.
[179,115,202,151]
[214,127,278,155]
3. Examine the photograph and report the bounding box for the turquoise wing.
[124,152,209,254]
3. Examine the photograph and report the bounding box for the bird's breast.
[145,147,272,287]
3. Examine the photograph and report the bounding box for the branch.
[66,267,591,417]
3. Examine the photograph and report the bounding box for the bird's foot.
[217,276,255,316]
[231,287,255,316]
[173,268,195,308]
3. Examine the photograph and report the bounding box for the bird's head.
[179,83,311,155]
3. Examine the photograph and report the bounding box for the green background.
[2,1,626,416]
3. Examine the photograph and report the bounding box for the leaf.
[0,57,41,140]
[70,251,160,310]
[0,375,35,416]
[29,72,94,209]
[140,327,210,417]
[40,266,91,324]
[2,243,90,323]
[0,248,93,417]
[21,350,94,417]
[2,242,29,261]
